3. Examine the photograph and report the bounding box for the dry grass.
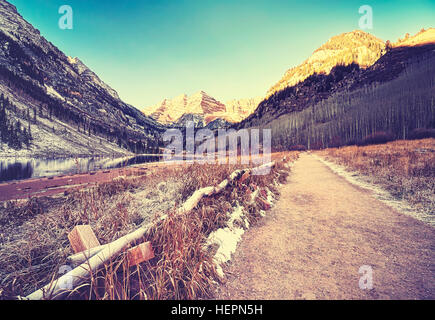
[317,138,435,215]
[0,165,186,298]
[0,152,299,300]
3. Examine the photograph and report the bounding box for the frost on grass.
[130,180,183,224]
[314,154,434,227]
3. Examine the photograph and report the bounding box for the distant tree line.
[236,63,363,130]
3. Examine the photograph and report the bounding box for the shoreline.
[0,157,169,201]
[0,163,155,202]
[0,153,162,161]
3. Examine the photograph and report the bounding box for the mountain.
[221,97,262,122]
[143,91,261,127]
[236,29,435,129]
[236,29,435,150]
[0,1,163,157]
[145,91,225,126]
[204,118,232,130]
[266,30,386,98]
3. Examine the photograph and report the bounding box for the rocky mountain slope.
[143,91,261,127]
[222,97,262,123]
[0,1,163,157]
[266,30,386,98]
[148,29,435,130]
[266,50,435,150]
[145,91,226,126]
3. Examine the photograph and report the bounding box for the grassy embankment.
[317,138,435,215]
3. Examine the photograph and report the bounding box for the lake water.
[0,155,162,183]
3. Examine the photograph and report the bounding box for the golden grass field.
[317,138,435,215]
[0,152,299,300]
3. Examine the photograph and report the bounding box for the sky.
[7,0,435,110]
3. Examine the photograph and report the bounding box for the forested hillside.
[265,51,435,150]
[0,93,32,150]
[0,1,164,156]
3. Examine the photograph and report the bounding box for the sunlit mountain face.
[267,30,387,98]
[236,28,435,132]
[142,91,262,127]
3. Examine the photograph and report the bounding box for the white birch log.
[66,244,108,267]
[26,225,150,300]
[25,160,277,300]
[177,162,275,214]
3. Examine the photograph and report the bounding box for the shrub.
[359,132,395,146]
[288,144,307,151]
[329,136,343,148]
[408,128,435,140]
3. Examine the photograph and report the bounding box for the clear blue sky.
[8,0,435,109]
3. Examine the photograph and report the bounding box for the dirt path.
[216,153,434,300]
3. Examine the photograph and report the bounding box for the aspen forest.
[266,54,435,150]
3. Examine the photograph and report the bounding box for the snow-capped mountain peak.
[143,92,262,126]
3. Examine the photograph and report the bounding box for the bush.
[359,132,395,146]
[329,136,343,148]
[288,144,307,151]
[408,128,435,140]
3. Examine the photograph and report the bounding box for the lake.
[0,155,162,183]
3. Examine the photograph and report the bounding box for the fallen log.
[66,244,108,267]
[26,225,151,300]
[25,160,278,300]
[177,162,275,214]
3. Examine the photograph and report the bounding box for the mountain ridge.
[142,91,262,127]
[236,29,435,130]
[0,0,163,157]
[266,30,386,98]
[144,29,433,129]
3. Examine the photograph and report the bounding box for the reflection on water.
[0,155,162,183]
[0,162,33,182]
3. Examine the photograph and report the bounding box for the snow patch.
[206,204,249,278]
[266,187,275,204]
[250,188,259,204]
[45,85,65,101]
[207,227,245,278]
